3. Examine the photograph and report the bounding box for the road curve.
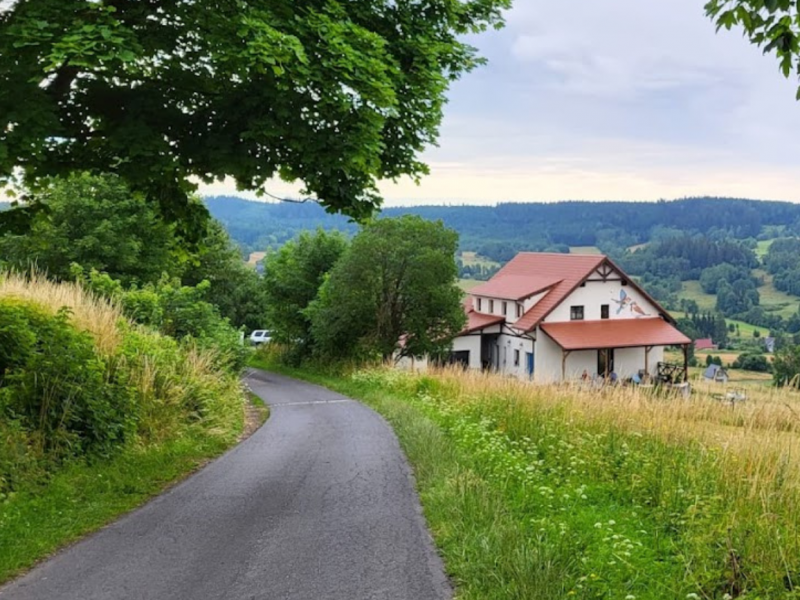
[0,369,451,600]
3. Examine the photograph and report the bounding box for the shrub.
[732,352,771,373]
[0,301,134,457]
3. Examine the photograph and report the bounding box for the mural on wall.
[611,289,649,317]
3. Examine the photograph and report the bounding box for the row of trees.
[262,217,466,364]
[0,174,265,357]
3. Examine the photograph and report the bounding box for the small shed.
[704,364,729,383]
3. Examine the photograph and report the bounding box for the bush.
[0,301,133,457]
[0,274,245,498]
[732,352,771,373]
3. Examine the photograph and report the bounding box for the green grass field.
[255,358,800,600]
[756,239,775,258]
[458,279,480,292]
[460,252,501,269]
[676,278,798,324]
[569,246,602,255]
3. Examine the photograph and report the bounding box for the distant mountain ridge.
[205,195,800,260]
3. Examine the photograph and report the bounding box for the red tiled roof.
[540,318,691,351]
[694,338,716,350]
[501,253,606,332]
[463,311,505,334]
[469,274,562,301]
[460,296,504,334]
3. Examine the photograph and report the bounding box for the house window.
[489,299,495,313]
[502,301,508,315]
[570,306,585,321]
[601,304,610,319]
[514,349,520,367]
[477,298,482,311]
[517,303,523,318]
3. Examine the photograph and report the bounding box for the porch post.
[682,344,689,382]
[561,350,572,381]
[644,345,653,378]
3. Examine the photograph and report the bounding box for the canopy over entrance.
[540,318,691,351]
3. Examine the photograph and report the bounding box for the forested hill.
[205,195,800,259]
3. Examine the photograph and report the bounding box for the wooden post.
[682,344,689,382]
[644,345,653,378]
[561,350,572,381]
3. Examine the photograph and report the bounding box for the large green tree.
[0,173,179,284]
[309,215,465,361]
[706,1,800,98]
[262,229,348,354]
[182,220,266,331]
[0,0,510,230]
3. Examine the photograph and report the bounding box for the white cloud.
[202,0,800,205]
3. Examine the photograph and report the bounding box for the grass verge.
[0,429,237,583]
[250,354,800,600]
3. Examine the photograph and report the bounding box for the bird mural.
[630,301,648,317]
[611,290,649,317]
[611,289,632,314]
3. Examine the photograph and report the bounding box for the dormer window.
[517,303,523,318]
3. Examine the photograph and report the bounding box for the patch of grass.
[569,246,602,255]
[458,279,481,292]
[0,427,237,583]
[756,239,775,258]
[459,252,500,269]
[252,357,800,599]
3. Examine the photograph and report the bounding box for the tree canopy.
[706,0,800,98]
[308,215,465,361]
[261,229,348,356]
[0,0,510,230]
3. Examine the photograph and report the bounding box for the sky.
[199,1,800,206]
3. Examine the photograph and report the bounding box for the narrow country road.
[0,370,452,600]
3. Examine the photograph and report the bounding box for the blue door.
[526,352,534,379]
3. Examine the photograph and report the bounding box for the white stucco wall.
[495,334,534,379]
[545,277,661,323]
[452,335,483,370]
[534,329,562,383]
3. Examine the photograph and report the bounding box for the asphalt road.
[0,369,452,600]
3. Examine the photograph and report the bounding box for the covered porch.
[539,318,692,383]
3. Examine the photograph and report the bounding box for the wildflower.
[626,596,636,600]
[686,594,700,599]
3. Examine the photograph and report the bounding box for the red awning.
[540,318,691,351]
[462,311,505,334]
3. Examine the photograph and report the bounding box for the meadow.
[256,351,800,600]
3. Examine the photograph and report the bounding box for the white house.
[450,252,691,383]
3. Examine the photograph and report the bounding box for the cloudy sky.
[201,0,800,205]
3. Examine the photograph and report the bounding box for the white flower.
[626,596,636,600]
[686,594,700,599]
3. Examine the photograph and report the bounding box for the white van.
[249,330,272,345]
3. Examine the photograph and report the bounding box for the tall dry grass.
[356,365,800,594]
[0,270,124,355]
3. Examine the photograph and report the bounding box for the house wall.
[534,329,562,383]
[546,276,661,323]
[495,333,534,379]
[472,290,549,323]
[452,335,483,370]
